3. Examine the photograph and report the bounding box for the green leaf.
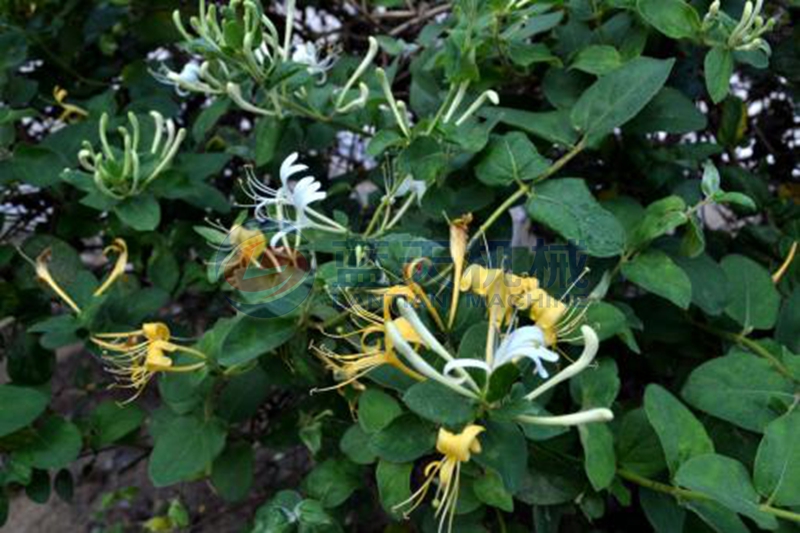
[571,358,620,408]
[475,132,551,187]
[686,500,749,533]
[681,350,795,433]
[89,401,145,448]
[12,145,68,187]
[526,178,625,257]
[481,107,579,146]
[637,0,702,39]
[376,460,412,518]
[672,253,730,316]
[302,459,360,508]
[754,411,800,506]
[369,414,435,463]
[211,442,254,503]
[704,47,734,104]
[720,254,780,330]
[776,288,800,353]
[340,425,378,465]
[473,420,527,493]
[627,87,707,135]
[640,489,686,533]
[402,380,477,427]
[579,424,616,491]
[616,409,667,477]
[217,366,271,423]
[254,117,283,166]
[218,316,295,367]
[0,385,49,437]
[630,196,688,249]
[359,389,403,434]
[114,194,161,231]
[622,250,692,309]
[571,57,675,142]
[397,137,447,183]
[148,416,227,487]
[571,45,623,76]
[644,384,714,476]
[474,470,514,512]
[715,191,756,210]
[701,161,721,197]
[15,417,82,470]
[676,454,778,530]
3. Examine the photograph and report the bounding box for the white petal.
[443,359,491,383]
[279,152,308,186]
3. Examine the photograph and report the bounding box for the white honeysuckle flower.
[291,41,338,81]
[442,325,559,381]
[493,326,560,377]
[152,61,217,97]
[241,152,345,247]
[393,176,427,204]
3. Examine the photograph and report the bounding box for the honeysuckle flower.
[335,36,378,113]
[448,213,472,329]
[460,264,588,346]
[313,293,426,390]
[241,153,346,247]
[93,239,129,296]
[202,218,271,273]
[372,260,445,331]
[394,176,427,204]
[152,61,221,97]
[443,325,559,381]
[52,86,88,122]
[727,0,775,51]
[92,322,206,402]
[33,238,128,314]
[394,425,485,533]
[389,299,481,398]
[78,111,186,199]
[510,325,614,428]
[291,41,338,82]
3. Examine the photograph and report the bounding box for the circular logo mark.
[212,220,315,318]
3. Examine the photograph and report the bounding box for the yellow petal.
[436,424,485,462]
[34,248,82,314]
[143,322,171,342]
[94,238,128,296]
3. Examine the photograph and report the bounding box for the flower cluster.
[78,112,186,199]
[157,0,378,117]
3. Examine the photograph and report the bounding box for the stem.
[617,469,704,501]
[618,469,800,524]
[466,137,586,251]
[695,322,797,383]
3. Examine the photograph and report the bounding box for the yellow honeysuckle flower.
[460,263,587,347]
[35,248,82,314]
[371,258,445,331]
[92,322,206,402]
[34,238,128,314]
[93,238,128,296]
[448,214,472,329]
[394,424,485,533]
[53,85,89,122]
[313,293,427,390]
